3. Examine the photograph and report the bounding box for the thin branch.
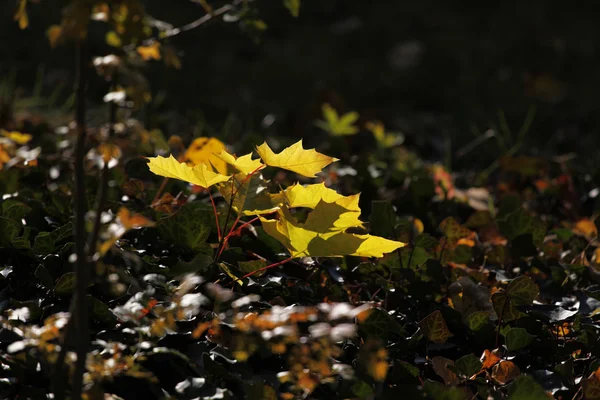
[162,0,242,40]
[242,256,293,279]
[208,190,222,240]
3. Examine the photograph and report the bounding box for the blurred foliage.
[1,0,600,399]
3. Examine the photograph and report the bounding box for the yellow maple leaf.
[147,154,231,188]
[1,130,32,145]
[261,204,404,258]
[315,103,359,136]
[218,172,281,216]
[137,42,161,61]
[184,137,228,175]
[282,182,351,209]
[216,149,264,174]
[255,140,338,178]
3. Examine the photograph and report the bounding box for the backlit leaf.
[283,0,300,17]
[218,172,280,216]
[315,103,359,136]
[282,182,354,209]
[260,204,403,258]
[216,149,264,174]
[183,137,228,175]
[255,140,338,177]
[147,154,231,188]
[1,130,32,144]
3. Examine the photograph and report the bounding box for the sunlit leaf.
[283,0,301,17]
[147,154,231,188]
[261,203,403,258]
[1,130,32,144]
[14,0,28,29]
[256,140,338,177]
[281,182,355,209]
[217,149,264,174]
[137,42,161,61]
[315,103,359,136]
[573,218,598,240]
[184,137,228,175]
[480,349,501,370]
[366,121,403,148]
[218,172,280,215]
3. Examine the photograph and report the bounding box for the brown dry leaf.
[432,356,460,386]
[492,360,520,385]
[118,208,155,230]
[480,349,501,370]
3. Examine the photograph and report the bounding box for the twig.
[162,1,242,39]
[242,256,293,279]
[152,177,170,205]
[208,190,222,240]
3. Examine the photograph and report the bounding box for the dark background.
[2,0,600,170]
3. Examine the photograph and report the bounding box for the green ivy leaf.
[168,253,213,278]
[467,311,490,331]
[0,216,22,246]
[33,222,73,253]
[454,353,482,379]
[423,380,469,400]
[359,308,406,341]
[157,203,212,251]
[237,260,266,277]
[504,328,535,351]
[507,276,539,306]
[54,272,76,296]
[507,375,549,399]
[491,292,521,322]
[2,199,31,221]
[369,200,397,239]
[418,310,453,344]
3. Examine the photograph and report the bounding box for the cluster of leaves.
[3,1,600,399]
